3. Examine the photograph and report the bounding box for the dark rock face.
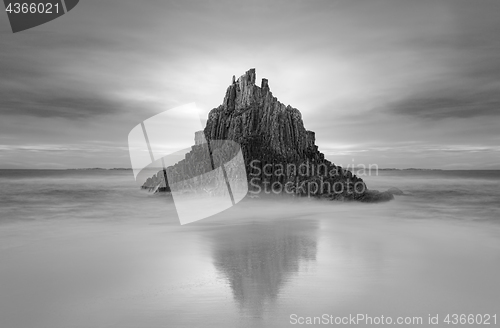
[358,190,395,202]
[143,68,388,202]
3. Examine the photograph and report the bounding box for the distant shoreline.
[363,168,443,171]
[0,168,499,171]
[0,168,133,171]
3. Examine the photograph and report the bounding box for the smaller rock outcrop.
[194,131,206,145]
[387,187,404,195]
[358,190,394,202]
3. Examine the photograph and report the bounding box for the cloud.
[0,91,123,119]
[386,90,500,120]
[0,31,126,119]
[1,0,499,169]
[373,0,500,121]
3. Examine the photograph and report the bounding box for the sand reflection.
[209,219,318,317]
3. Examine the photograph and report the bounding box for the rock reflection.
[210,220,318,317]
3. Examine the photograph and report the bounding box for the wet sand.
[1,198,499,328]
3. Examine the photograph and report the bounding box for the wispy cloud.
[386,91,500,120]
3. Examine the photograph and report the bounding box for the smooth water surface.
[0,169,499,327]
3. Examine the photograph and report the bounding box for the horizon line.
[0,167,499,171]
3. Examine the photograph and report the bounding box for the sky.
[0,0,499,169]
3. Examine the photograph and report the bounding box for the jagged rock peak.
[261,78,269,90]
[239,68,256,86]
[223,68,273,111]
[234,68,269,91]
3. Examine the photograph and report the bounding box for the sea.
[0,169,499,328]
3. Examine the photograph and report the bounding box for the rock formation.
[142,69,393,202]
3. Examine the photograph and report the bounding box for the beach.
[1,169,499,327]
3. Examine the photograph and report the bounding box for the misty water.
[0,169,499,327]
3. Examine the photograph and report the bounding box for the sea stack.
[143,69,393,202]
